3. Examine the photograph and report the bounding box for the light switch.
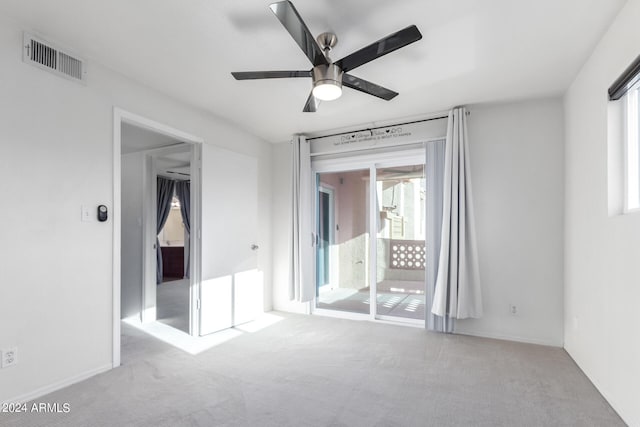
[81,205,92,222]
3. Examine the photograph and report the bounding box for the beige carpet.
[0,313,624,427]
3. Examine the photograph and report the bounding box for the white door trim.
[112,107,204,368]
[142,152,156,323]
[189,143,203,336]
[368,165,377,321]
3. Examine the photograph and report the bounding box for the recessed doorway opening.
[113,108,204,367]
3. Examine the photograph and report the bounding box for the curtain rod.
[158,174,190,182]
[609,54,640,101]
[306,115,448,141]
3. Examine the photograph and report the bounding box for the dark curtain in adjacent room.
[157,177,176,284]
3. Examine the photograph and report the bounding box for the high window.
[609,55,640,212]
[624,84,640,210]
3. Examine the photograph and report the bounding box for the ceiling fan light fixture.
[312,63,343,101]
[313,81,342,101]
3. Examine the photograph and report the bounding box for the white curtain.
[432,107,483,319]
[425,139,453,332]
[290,135,315,302]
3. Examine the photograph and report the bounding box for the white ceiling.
[121,123,184,154]
[1,0,626,142]
[121,123,191,178]
[156,151,191,180]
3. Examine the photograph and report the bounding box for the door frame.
[310,148,427,325]
[316,183,337,292]
[112,108,204,368]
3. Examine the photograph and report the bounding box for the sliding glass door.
[375,164,426,320]
[313,152,427,323]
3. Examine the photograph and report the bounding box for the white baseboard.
[1,364,113,405]
[454,329,563,347]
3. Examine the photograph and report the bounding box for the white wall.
[455,98,565,346]
[0,17,272,403]
[564,0,640,425]
[120,152,144,319]
[272,99,565,347]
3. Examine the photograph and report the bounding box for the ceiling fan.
[231,1,423,112]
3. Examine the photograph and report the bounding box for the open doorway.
[113,109,203,367]
[157,194,186,283]
[120,125,194,334]
[154,148,192,333]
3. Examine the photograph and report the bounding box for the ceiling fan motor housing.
[312,63,343,94]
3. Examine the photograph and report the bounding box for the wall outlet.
[509,304,518,316]
[2,347,18,368]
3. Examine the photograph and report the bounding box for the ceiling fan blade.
[342,74,398,100]
[303,91,319,112]
[232,70,311,80]
[335,25,422,73]
[269,1,329,67]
